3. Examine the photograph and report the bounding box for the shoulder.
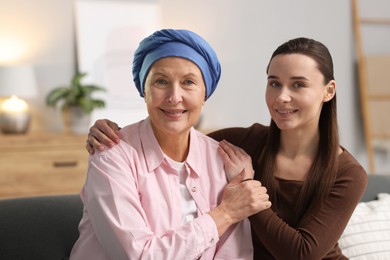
[192,128,220,149]
[91,122,141,159]
[119,121,142,143]
[187,129,226,180]
[207,123,269,143]
[206,123,269,158]
[338,148,367,177]
[336,147,368,193]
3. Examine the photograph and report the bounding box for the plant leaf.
[77,98,105,113]
[46,87,71,107]
[71,72,87,88]
[46,72,106,113]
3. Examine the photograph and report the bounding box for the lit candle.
[0,95,31,134]
[1,95,28,113]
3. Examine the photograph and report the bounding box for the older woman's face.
[144,57,206,137]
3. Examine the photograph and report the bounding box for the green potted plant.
[46,72,106,134]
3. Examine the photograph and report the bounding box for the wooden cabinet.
[0,133,89,199]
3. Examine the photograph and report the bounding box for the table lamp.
[0,65,38,134]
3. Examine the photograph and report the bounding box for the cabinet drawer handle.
[53,161,78,168]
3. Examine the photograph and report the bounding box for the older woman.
[70,29,270,260]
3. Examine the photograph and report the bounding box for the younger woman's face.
[144,57,206,137]
[266,53,335,133]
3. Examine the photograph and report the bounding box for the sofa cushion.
[0,194,82,260]
[360,174,390,202]
[339,193,390,259]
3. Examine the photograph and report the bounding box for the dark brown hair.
[261,37,339,225]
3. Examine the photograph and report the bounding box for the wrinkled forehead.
[145,57,204,82]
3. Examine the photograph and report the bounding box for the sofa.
[0,194,83,260]
[0,175,389,260]
[338,174,390,259]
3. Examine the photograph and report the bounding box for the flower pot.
[62,107,91,134]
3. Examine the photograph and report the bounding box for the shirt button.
[191,187,197,192]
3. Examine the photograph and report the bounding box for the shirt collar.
[139,118,165,173]
[185,127,203,177]
[139,117,202,177]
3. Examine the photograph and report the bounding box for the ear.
[323,80,336,102]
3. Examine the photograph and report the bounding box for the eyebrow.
[150,71,199,78]
[267,75,309,80]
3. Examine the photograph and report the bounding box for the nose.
[275,87,291,103]
[167,84,183,104]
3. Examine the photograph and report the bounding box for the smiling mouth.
[276,109,298,115]
[161,109,187,115]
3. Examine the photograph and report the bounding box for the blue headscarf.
[132,29,221,100]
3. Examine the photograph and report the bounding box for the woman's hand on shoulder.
[218,140,254,182]
[86,119,121,154]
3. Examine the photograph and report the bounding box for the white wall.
[2,0,385,172]
[0,0,76,132]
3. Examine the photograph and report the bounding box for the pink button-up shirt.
[70,118,253,260]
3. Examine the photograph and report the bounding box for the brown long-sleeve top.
[208,123,368,260]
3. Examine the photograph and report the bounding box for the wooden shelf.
[0,132,89,199]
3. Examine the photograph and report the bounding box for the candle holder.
[0,65,37,134]
[0,96,31,134]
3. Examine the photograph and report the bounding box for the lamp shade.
[0,65,37,98]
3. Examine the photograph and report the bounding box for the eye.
[182,79,196,88]
[154,79,167,87]
[268,81,281,88]
[292,81,304,88]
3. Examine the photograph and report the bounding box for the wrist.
[245,169,255,179]
[208,205,234,237]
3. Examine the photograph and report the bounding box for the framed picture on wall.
[74,0,161,127]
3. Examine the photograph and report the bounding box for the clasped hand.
[216,140,271,222]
